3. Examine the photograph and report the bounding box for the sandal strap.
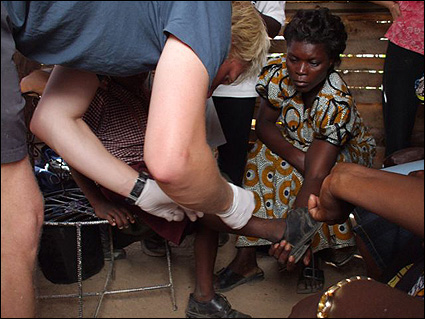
[283,207,323,264]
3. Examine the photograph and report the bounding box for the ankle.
[192,291,215,303]
[269,219,286,243]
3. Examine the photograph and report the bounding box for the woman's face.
[286,41,334,94]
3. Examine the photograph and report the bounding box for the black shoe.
[185,293,251,318]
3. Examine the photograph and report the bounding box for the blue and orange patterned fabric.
[237,56,376,253]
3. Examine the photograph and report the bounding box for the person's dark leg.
[224,247,259,279]
[193,214,285,296]
[383,42,424,157]
[213,97,256,186]
[187,222,252,318]
[193,224,219,302]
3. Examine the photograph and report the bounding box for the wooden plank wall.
[253,1,424,168]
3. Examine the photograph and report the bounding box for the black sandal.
[296,252,325,294]
[281,207,323,264]
[214,267,265,293]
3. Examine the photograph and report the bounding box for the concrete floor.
[35,234,367,318]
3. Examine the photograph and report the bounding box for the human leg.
[186,222,251,318]
[215,247,264,293]
[189,205,319,315]
[1,158,44,317]
[195,210,320,293]
[382,42,424,157]
[1,5,44,315]
[213,97,256,186]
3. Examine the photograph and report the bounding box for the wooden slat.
[269,40,286,54]
[339,57,385,71]
[344,14,392,22]
[270,39,388,56]
[349,88,382,104]
[346,39,388,55]
[342,72,383,88]
[285,1,390,15]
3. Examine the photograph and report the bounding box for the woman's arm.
[255,98,306,173]
[370,1,401,20]
[294,138,340,208]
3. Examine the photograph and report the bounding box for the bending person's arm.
[308,162,424,238]
[30,36,254,228]
[145,36,253,221]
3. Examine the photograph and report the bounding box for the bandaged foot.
[217,183,255,230]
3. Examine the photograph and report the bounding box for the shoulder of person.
[321,71,353,105]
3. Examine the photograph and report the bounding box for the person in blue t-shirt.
[1,2,270,317]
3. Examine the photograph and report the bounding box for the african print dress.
[237,56,376,254]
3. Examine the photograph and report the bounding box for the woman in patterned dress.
[216,8,376,294]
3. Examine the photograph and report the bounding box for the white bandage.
[217,183,255,229]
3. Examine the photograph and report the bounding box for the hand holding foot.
[268,207,322,269]
[269,241,312,271]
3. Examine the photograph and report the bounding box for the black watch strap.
[125,171,149,205]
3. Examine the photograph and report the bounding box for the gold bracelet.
[316,276,373,318]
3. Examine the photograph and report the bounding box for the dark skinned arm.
[294,138,340,208]
[255,98,306,173]
[259,12,282,38]
[257,97,340,207]
[70,167,135,229]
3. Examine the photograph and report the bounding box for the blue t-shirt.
[3,1,231,86]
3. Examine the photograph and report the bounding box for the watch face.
[126,172,148,205]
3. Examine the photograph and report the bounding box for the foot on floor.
[186,293,251,318]
[214,267,264,293]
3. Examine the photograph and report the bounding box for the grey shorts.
[1,3,27,164]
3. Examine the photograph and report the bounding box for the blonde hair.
[229,1,270,82]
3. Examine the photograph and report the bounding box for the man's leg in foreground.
[1,157,44,318]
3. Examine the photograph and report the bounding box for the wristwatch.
[125,171,150,205]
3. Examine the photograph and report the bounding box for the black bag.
[38,224,104,284]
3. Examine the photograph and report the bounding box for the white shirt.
[212,1,286,98]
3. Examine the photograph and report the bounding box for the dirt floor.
[35,234,367,318]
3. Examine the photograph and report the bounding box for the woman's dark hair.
[283,7,347,66]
